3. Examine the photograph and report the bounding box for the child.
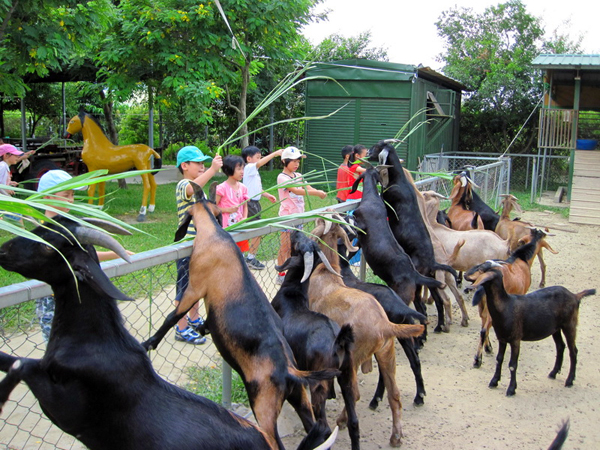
[241,146,282,270]
[335,145,354,203]
[34,169,133,342]
[276,146,327,284]
[175,146,223,345]
[215,155,249,253]
[346,144,368,200]
[0,144,31,224]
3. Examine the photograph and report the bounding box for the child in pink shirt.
[215,155,249,252]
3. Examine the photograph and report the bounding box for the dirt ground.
[278,209,600,450]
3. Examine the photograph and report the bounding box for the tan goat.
[494,194,558,287]
[308,218,424,448]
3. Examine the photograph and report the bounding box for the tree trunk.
[238,62,250,149]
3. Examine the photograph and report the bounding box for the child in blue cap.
[174,146,223,344]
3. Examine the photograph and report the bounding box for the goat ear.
[542,240,559,254]
[471,286,485,306]
[72,252,133,301]
[174,212,193,242]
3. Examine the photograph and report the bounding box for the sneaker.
[246,257,266,270]
[175,326,206,345]
[187,317,205,333]
[276,273,285,285]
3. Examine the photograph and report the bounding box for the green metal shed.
[304,59,467,174]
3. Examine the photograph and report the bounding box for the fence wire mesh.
[0,159,508,449]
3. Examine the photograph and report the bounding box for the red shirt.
[347,164,363,200]
[336,164,351,201]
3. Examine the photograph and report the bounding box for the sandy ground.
[278,209,600,450]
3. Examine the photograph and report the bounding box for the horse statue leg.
[98,182,106,209]
[137,173,156,222]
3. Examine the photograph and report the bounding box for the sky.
[302,0,600,71]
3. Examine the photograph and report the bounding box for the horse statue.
[65,111,161,222]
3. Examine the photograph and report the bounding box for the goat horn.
[83,218,132,236]
[378,148,389,166]
[74,226,132,263]
[465,175,480,189]
[383,139,400,144]
[323,218,333,236]
[317,250,342,278]
[313,426,339,450]
[301,252,314,283]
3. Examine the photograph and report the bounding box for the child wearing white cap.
[34,170,133,342]
[275,146,327,284]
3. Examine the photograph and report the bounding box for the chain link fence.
[0,162,509,449]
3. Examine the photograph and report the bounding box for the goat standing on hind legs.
[142,182,338,450]
[0,217,342,450]
[272,231,359,450]
[65,111,161,222]
[465,261,595,396]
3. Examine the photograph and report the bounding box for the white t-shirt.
[0,161,11,195]
[243,163,262,201]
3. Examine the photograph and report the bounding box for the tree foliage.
[0,0,114,97]
[436,0,581,154]
[311,31,389,62]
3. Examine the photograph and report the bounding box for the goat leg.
[142,309,187,351]
[336,352,360,450]
[489,341,507,389]
[506,341,520,396]
[368,371,384,410]
[400,337,426,406]
[0,352,18,372]
[429,287,449,333]
[0,359,26,413]
[548,331,566,380]
[564,332,578,387]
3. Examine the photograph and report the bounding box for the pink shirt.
[277,172,304,216]
[216,181,249,228]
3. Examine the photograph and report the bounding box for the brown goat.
[465,228,553,367]
[447,174,485,230]
[494,194,558,287]
[308,218,424,448]
[142,184,337,450]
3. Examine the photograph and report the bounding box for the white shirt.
[243,163,262,201]
[0,161,11,195]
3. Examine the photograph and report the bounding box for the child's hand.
[211,155,223,171]
[316,190,327,199]
[266,193,277,203]
[273,149,284,157]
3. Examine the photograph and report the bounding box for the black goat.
[465,262,595,396]
[337,243,428,407]
[348,166,445,336]
[142,183,337,449]
[0,217,336,450]
[272,231,359,450]
[366,140,457,333]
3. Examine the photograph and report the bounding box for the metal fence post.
[222,359,232,409]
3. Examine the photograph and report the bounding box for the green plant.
[163,141,214,164]
[184,365,249,406]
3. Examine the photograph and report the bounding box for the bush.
[163,140,214,164]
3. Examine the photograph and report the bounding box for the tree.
[311,31,389,62]
[0,0,114,97]
[436,0,581,154]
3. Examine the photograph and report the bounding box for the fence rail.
[0,165,507,449]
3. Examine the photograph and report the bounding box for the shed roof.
[308,59,468,92]
[532,54,600,70]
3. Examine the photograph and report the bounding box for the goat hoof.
[413,395,425,406]
[484,345,493,354]
[473,358,482,368]
[368,399,380,410]
[565,379,574,387]
[489,380,499,388]
[461,319,469,327]
[506,389,516,396]
[548,372,557,379]
[390,433,402,447]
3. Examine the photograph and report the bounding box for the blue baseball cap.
[176,146,213,168]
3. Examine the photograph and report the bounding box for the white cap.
[37,170,86,192]
[281,146,305,160]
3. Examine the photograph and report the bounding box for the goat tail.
[334,324,354,355]
[433,262,459,281]
[387,322,425,340]
[288,367,340,386]
[417,272,445,290]
[576,289,596,301]
[547,419,570,450]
